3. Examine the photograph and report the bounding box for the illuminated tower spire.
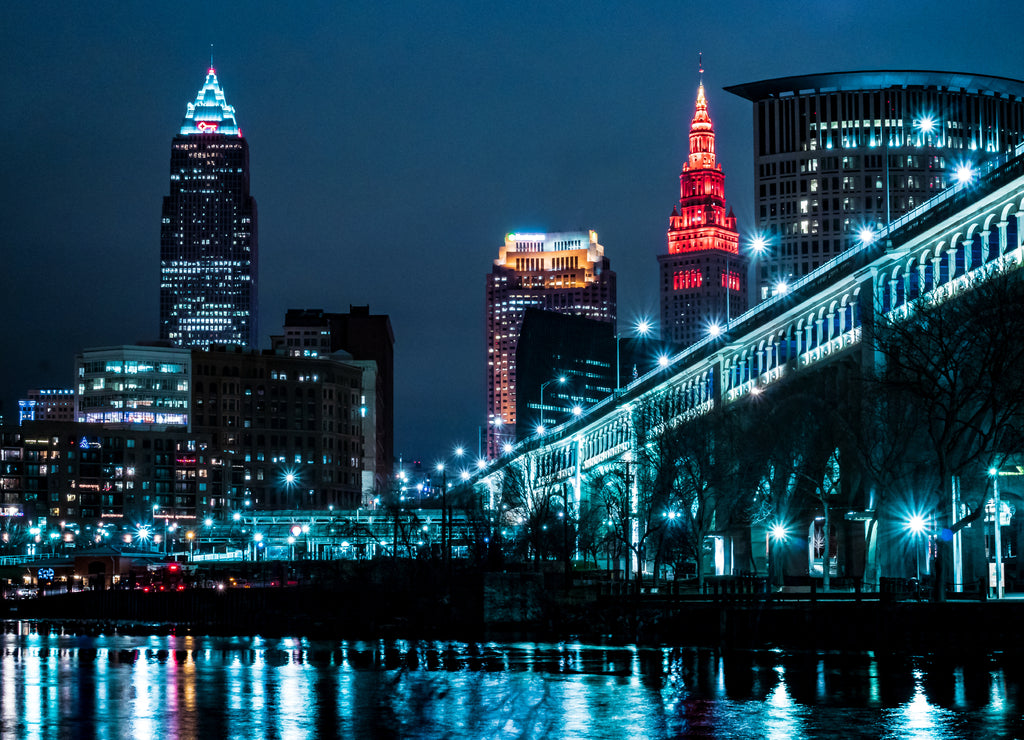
[178,65,241,136]
[657,60,743,347]
[689,55,716,169]
[160,66,258,348]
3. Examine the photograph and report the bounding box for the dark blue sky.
[2,2,1022,463]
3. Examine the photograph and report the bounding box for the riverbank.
[4,567,1022,654]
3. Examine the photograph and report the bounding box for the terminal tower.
[658,64,744,347]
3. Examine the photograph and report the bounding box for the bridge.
[472,140,1024,585]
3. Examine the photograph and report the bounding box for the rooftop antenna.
[210,44,214,71]
[698,52,703,86]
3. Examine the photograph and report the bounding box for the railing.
[0,555,36,566]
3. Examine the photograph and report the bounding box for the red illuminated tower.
[658,63,744,347]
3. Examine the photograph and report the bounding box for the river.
[1,621,1020,738]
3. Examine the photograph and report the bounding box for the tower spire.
[698,52,703,87]
[210,44,214,71]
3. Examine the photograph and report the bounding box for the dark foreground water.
[1,622,1021,739]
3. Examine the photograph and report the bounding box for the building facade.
[160,66,258,348]
[75,345,192,427]
[0,422,212,539]
[486,230,616,457]
[724,70,1024,299]
[190,347,365,511]
[274,306,395,493]
[658,73,745,347]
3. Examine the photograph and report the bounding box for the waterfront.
[0,622,1020,738]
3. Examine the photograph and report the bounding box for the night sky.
[2,2,1021,465]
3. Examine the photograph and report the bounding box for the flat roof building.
[75,345,192,427]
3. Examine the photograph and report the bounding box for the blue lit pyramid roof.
[179,67,241,136]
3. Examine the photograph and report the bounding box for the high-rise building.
[724,71,1024,299]
[160,66,258,348]
[658,70,744,347]
[486,230,616,457]
[514,309,673,441]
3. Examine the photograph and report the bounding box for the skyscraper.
[486,230,616,457]
[724,71,1024,300]
[160,66,258,348]
[658,70,744,347]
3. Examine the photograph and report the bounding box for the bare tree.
[873,267,1024,598]
[494,457,561,566]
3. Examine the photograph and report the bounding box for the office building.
[486,230,616,457]
[75,345,192,427]
[658,71,745,346]
[160,66,258,348]
[190,346,365,510]
[274,307,394,493]
[724,70,1024,299]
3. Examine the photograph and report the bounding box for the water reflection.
[0,622,1022,739]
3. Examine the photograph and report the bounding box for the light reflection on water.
[0,622,1021,739]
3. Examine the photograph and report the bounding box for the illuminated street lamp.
[769,522,788,589]
[747,233,770,305]
[540,376,567,428]
[954,162,976,185]
[616,318,653,391]
[989,468,1004,599]
[906,514,926,581]
[186,530,195,562]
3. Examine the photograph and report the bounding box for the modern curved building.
[725,70,1024,299]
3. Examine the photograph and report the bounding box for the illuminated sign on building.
[196,121,219,133]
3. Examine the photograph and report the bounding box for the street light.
[769,522,788,590]
[954,162,976,185]
[989,467,1004,599]
[748,234,769,305]
[539,376,567,428]
[616,319,653,391]
[906,514,926,581]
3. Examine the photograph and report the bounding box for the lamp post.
[616,319,652,392]
[747,234,768,306]
[769,522,787,590]
[906,514,926,581]
[989,468,1004,599]
[539,376,566,428]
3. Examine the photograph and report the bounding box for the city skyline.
[2,3,1023,463]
